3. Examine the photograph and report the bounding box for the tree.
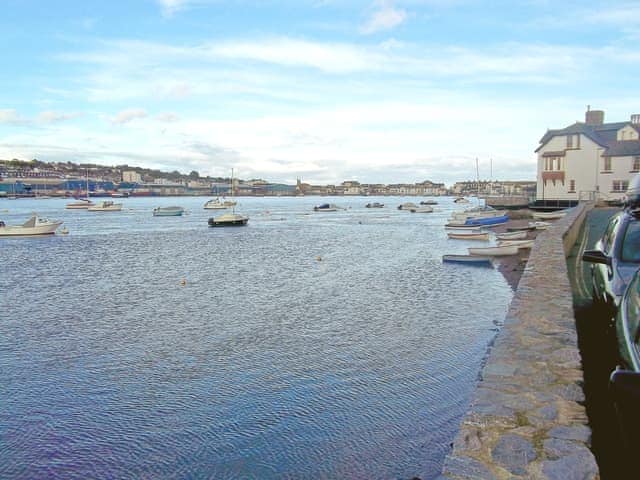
[189,170,200,179]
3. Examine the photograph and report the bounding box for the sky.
[1,0,639,186]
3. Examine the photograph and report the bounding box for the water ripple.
[0,196,511,479]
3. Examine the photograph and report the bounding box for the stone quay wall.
[440,203,599,480]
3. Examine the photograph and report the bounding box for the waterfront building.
[535,107,640,204]
[122,170,142,183]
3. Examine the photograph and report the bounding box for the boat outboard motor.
[626,174,640,211]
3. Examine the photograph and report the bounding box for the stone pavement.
[440,204,599,480]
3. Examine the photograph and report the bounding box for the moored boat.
[208,168,249,227]
[496,230,527,240]
[531,210,568,220]
[464,215,509,227]
[208,212,249,227]
[66,198,95,209]
[314,203,340,212]
[442,254,493,267]
[529,221,551,230]
[420,200,438,205]
[88,201,123,212]
[365,202,384,208]
[398,202,417,210]
[468,245,519,256]
[153,206,185,217]
[454,197,470,204]
[447,232,490,240]
[204,198,227,210]
[497,239,535,249]
[0,214,62,236]
[409,206,434,213]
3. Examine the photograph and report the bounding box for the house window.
[604,157,612,171]
[569,179,575,192]
[565,134,580,149]
[612,180,629,192]
[633,156,640,172]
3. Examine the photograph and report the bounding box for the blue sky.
[1,0,639,186]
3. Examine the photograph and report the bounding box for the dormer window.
[566,134,580,149]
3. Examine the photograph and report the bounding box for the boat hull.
[531,211,567,220]
[468,245,519,256]
[0,221,62,236]
[447,232,489,240]
[464,215,509,226]
[442,254,493,267]
[153,207,184,216]
[208,218,249,227]
[496,231,527,240]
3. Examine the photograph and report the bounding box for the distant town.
[0,158,536,198]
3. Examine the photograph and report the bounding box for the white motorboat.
[153,206,185,217]
[313,203,341,212]
[496,230,527,240]
[454,197,470,204]
[497,239,535,249]
[409,206,434,213]
[204,198,227,210]
[0,214,62,236]
[66,198,95,209]
[88,201,123,212]
[531,210,567,220]
[468,245,519,256]
[398,202,418,210]
[447,232,490,241]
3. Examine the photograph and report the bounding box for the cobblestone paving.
[440,205,600,480]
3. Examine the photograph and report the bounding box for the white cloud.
[361,1,408,34]
[158,0,188,18]
[112,108,148,125]
[0,109,28,125]
[157,112,180,122]
[37,110,80,124]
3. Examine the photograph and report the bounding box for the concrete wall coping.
[440,204,600,480]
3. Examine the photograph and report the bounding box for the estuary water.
[0,196,512,479]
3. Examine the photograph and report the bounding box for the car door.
[594,214,621,303]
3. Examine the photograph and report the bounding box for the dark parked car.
[582,208,640,312]
[610,268,640,450]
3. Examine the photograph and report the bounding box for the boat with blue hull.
[464,214,509,227]
[442,254,493,267]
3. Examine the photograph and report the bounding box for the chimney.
[631,114,640,125]
[585,107,604,125]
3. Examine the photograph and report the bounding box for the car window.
[630,275,640,350]
[603,215,620,254]
[621,220,640,262]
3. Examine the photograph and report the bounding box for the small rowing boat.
[497,239,534,249]
[447,232,490,241]
[468,245,519,256]
[496,230,527,240]
[442,254,493,267]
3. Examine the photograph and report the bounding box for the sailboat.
[208,168,249,227]
[66,169,95,209]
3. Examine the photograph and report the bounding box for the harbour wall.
[440,203,599,479]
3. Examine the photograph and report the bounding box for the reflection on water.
[0,196,511,479]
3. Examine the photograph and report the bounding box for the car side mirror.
[610,369,640,450]
[582,249,612,266]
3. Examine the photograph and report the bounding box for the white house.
[535,108,640,203]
